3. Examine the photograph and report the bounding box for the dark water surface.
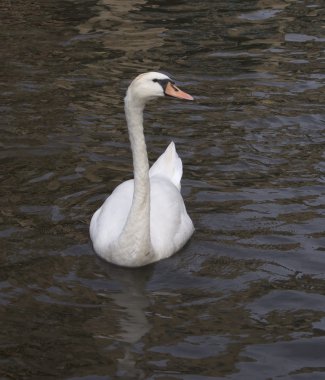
[1,0,325,379]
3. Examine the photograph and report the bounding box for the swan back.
[149,142,183,190]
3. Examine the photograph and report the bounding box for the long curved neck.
[125,97,149,195]
[117,95,151,258]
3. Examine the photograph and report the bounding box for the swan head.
[125,72,193,106]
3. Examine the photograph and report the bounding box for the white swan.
[90,72,194,267]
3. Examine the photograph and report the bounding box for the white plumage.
[90,72,194,267]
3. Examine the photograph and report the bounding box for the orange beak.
[164,81,194,101]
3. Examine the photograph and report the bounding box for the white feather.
[90,72,194,267]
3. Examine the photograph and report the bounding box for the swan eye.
[152,79,158,83]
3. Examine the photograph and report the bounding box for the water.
[1,0,325,379]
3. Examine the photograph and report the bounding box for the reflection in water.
[77,0,166,52]
[110,269,151,345]
[90,265,153,378]
[110,268,152,379]
[1,0,325,378]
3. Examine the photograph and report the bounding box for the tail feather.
[149,141,183,190]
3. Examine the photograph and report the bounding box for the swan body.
[90,72,194,267]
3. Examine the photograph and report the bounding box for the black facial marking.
[152,78,175,95]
